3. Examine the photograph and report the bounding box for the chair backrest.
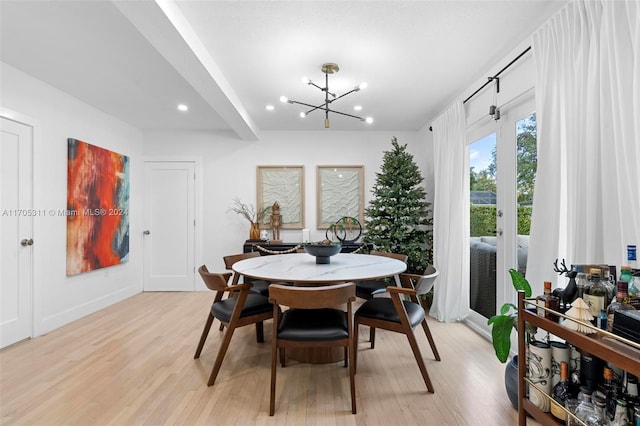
[268,283,355,309]
[223,251,260,270]
[198,265,232,291]
[370,251,408,264]
[414,265,439,295]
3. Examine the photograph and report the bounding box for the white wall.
[143,129,431,272]
[1,62,144,336]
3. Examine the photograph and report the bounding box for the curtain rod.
[462,46,531,104]
[429,45,532,132]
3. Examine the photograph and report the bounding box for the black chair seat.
[212,293,273,323]
[354,279,391,296]
[247,279,293,297]
[355,298,425,328]
[246,279,271,296]
[277,308,348,341]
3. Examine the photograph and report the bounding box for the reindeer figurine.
[552,258,578,304]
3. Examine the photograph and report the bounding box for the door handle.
[143,230,150,235]
[20,238,34,246]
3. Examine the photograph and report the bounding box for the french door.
[466,94,537,335]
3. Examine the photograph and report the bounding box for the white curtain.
[528,0,640,288]
[430,101,470,322]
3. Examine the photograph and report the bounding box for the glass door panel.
[469,133,497,318]
[515,113,537,278]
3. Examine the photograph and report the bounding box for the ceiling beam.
[113,0,259,141]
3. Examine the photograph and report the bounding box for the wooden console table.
[243,240,369,255]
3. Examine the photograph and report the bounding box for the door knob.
[20,238,34,246]
[143,230,150,235]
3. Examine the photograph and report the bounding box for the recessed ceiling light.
[177,104,188,112]
[354,105,362,111]
[266,105,275,111]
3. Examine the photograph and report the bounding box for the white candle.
[302,228,310,242]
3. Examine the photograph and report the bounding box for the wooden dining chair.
[353,251,408,299]
[194,265,276,386]
[398,265,441,361]
[223,252,271,297]
[354,267,439,393]
[353,251,408,346]
[268,283,357,416]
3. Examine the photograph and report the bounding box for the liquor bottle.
[575,387,597,423]
[600,366,619,423]
[551,361,571,422]
[537,281,560,321]
[626,373,639,397]
[577,272,589,299]
[602,268,616,304]
[586,396,607,426]
[629,245,639,297]
[598,309,608,331]
[585,268,608,321]
[611,399,629,425]
[606,280,636,332]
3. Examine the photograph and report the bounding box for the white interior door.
[143,161,195,291]
[1,116,33,348]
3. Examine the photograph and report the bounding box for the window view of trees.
[470,114,537,236]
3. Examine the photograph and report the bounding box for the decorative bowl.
[303,243,342,264]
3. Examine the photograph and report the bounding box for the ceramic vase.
[528,341,552,412]
[551,341,571,387]
[249,222,260,240]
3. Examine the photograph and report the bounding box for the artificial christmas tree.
[364,137,433,274]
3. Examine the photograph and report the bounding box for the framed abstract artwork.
[66,138,130,275]
[257,165,304,229]
[317,165,364,229]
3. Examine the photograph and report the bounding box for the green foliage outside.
[470,114,537,205]
[363,137,433,274]
[470,205,532,237]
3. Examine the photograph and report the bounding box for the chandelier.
[280,63,373,128]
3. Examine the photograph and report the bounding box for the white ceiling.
[0,0,567,139]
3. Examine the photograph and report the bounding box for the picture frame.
[257,165,305,229]
[316,165,364,229]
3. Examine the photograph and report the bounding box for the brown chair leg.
[343,347,348,367]
[419,299,440,361]
[255,321,264,343]
[270,337,278,415]
[279,348,286,367]
[219,323,225,332]
[194,313,214,359]
[419,318,441,361]
[207,325,237,386]
[349,341,356,414]
[369,326,376,349]
[353,321,359,373]
[405,328,434,393]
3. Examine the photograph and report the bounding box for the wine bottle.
[585,268,608,321]
[551,361,571,422]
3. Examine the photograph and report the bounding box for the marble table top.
[232,253,407,284]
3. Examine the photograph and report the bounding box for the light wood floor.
[0,292,520,425]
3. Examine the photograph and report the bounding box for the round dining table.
[231,252,407,285]
[231,252,407,363]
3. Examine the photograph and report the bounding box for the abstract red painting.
[66,138,129,275]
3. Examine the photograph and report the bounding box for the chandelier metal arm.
[307,79,336,98]
[280,63,371,128]
[288,99,365,121]
[324,108,365,121]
